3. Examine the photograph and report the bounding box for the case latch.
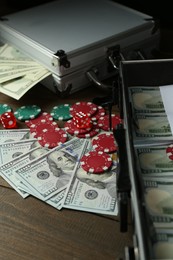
[54,50,70,68]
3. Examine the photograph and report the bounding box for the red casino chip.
[92,132,117,153]
[166,144,173,160]
[25,112,53,127]
[76,123,100,138]
[80,150,112,174]
[64,119,92,135]
[37,128,67,148]
[29,121,59,138]
[70,101,98,117]
[91,106,105,121]
[97,114,122,131]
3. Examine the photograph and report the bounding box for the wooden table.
[0,83,133,260]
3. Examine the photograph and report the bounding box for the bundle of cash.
[128,86,165,114]
[0,43,51,99]
[152,229,173,259]
[0,129,119,216]
[128,86,173,144]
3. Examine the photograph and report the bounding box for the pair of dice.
[0,112,17,129]
[0,111,91,129]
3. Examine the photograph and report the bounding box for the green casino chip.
[50,104,72,120]
[14,105,41,121]
[0,104,12,115]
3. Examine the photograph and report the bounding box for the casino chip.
[25,112,53,127]
[76,122,100,138]
[30,120,59,138]
[50,104,72,121]
[80,150,112,174]
[91,106,105,121]
[166,144,173,160]
[92,132,117,153]
[0,104,12,115]
[64,119,92,135]
[70,101,98,117]
[97,114,122,131]
[14,105,41,121]
[37,128,67,148]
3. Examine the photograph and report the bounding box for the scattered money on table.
[0,101,120,216]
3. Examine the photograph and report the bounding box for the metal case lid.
[0,0,154,76]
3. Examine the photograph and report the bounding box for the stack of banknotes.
[0,129,118,216]
[129,86,173,259]
[0,43,51,99]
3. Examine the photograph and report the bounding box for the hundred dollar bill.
[143,177,173,228]
[0,129,33,143]
[15,138,87,201]
[0,139,41,164]
[18,179,66,209]
[133,113,172,140]
[0,64,41,73]
[135,145,173,176]
[0,43,35,61]
[152,229,173,259]
[0,146,49,198]
[63,141,119,216]
[0,67,41,84]
[46,189,66,210]
[129,86,165,113]
[0,43,51,99]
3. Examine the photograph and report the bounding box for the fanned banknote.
[0,43,51,99]
[63,140,119,216]
[0,146,49,198]
[0,128,32,143]
[15,138,87,201]
[0,138,41,164]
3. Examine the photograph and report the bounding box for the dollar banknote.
[0,128,32,143]
[128,86,165,113]
[135,144,173,176]
[0,43,35,61]
[0,146,49,198]
[0,139,41,164]
[143,177,173,228]
[15,138,87,201]
[63,140,119,216]
[152,229,173,259]
[0,43,51,99]
[133,113,172,141]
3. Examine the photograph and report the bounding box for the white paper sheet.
[160,84,173,134]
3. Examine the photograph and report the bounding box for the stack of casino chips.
[64,101,122,139]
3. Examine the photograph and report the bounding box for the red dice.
[0,112,17,129]
[73,111,92,129]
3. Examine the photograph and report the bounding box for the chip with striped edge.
[37,128,67,148]
[70,101,98,118]
[92,132,117,153]
[80,150,112,174]
[50,104,72,121]
[14,105,41,121]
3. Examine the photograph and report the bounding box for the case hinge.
[54,50,70,68]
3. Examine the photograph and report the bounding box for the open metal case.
[117,59,173,259]
[0,0,159,96]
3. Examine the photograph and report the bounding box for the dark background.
[2,0,173,27]
[1,0,173,56]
